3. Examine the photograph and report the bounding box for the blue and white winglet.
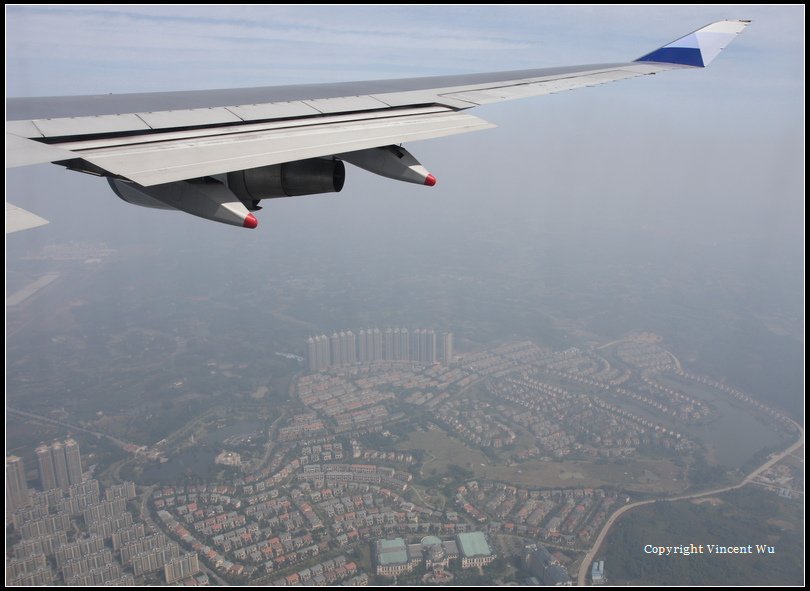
[636,20,750,67]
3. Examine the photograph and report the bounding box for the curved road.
[595,337,683,373]
[577,419,804,585]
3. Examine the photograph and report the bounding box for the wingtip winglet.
[635,20,751,68]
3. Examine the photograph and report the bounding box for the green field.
[398,429,492,475]
[397,428,685,493]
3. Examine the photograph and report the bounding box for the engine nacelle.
[109,179,175,210]
[338,146,436,186]
[109,177,258,228]
[227,158,345,202]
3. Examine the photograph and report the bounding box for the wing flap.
[6,120,43,137]
[13,65,667,145]
[137,107,243,128]
[34,113,151,137]
[303,95,391,113]
[5,133,80,168]
[76,111,494,186]
[228,101,322,120]
[52,106,453,152]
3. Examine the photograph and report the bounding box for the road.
[139,484,229,586]
[138,484,159,528]
[408,483,439,511]
[595,337,683,372]
[666,351,683,373]
[253,408,288,471]
[596,339,629,350]
[7,406,136,449]
[577,419,804,585]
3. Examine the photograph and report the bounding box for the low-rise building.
[375,538,420,577]
[591,560,605,584]
[455,532,495,569]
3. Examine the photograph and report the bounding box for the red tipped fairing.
[339,146,437,187]
[243,213,258,229]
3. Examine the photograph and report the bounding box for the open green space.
[397,428,685,493]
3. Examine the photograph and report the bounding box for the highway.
[7,406,136,449]
[577,419,804,585]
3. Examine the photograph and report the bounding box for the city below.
[6,331,802,586]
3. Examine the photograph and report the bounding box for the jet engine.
[227,158,345,202]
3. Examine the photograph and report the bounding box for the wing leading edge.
[5,20,750,229]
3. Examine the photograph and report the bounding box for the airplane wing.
[5,202,49,234]
[5,20,749,229]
